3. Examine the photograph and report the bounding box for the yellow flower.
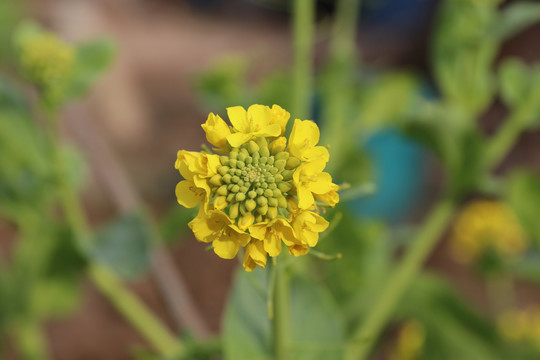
[269,104,290,136]
[292,210,329,247]
[293,161,335,209]
[249,218,298,257]
[243,240,267,272]
[201,113,231,149]
[226,105,281,147]
[176,104,339,270]
[450,199,527,264]
[175,150,220,208]
[315,183,340,207]
[189,208,250,259]
[19,32,75,101]
[288,119,329,163]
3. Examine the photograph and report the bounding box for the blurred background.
[2,0,540,359]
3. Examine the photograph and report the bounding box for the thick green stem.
[346,199,455,360]
[273,258,290,360]
[44,110,182,358]
[89,264,183,357]
[13,320,50,360]
[292,0,315,119]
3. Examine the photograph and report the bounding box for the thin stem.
[346,199,455,360]
[273,256,290,360]
[43,108,183,358]
[292,0,315,119]
[323,0,361,172]
[89,264,183,357]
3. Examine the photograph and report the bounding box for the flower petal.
[213,238,240,259]
[201,113,231,148]
[227,132,253,147]
[227,106,249,132]
[175,180,204,208]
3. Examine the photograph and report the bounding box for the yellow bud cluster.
[175,104,339,271]
[19,32,75,95]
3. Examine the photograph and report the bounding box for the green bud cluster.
[209,138,301,224]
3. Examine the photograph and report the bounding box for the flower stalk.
[346,199,455,360]
[273,256,290,360]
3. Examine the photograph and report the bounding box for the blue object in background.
[350,128,426,223]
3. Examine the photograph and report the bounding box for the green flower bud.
[260,147,270,157]
[267,207,278,219]
[237,161,245,169]
[278,196,288,208]
[235,192,246,202]
[257,204,268,215]
[237,179,244,186]
[229,159,237,168]
[252,152,260,163]
[257,197,268,206]
[220,156,229,165]
[274,174,283,182]
[273,189,282,197]
[237,153,246,162]
[266,176,275,183]
[227,193,235,202]
[255,214,263,223]
[260,156,268,164]
[274,159,286,170]
[267,157,275,165]
[209,174,222,186]
[286,157,301,169]
[256,137,268,149]
[268,197,278,207]
[256,188,264,195]
[270,167,279,175]
[218,166,229,176]
[275,152,289,160]
[269,183,277,190]
[222,174,232,183]
[248,190,257,198]
[245,157,253,165]
[278,182,292,193]
[229,203,239,218]
[229,150,238,159]
[264,189,274,198]
[245,199,257,211]
[281,170,294,181]
[231,184,240,193]
[247,141,260,154]
[262,182,268,189]
[217,185,228,196]
[240,186,249,193]
[232,175,240,183]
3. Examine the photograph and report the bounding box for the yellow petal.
[188,208,213,242]
[227,132,253,147]
[212,238,240,259]
[256,124,281,138]
[243,240,267,271]
[201,113,231,148]
[175,180,204,208]
[247,104,271,131]
[269,137,287,153]
[264,231,282,257]
[307,172,334,194]
[288,119,321,159]
[297,184,315,209]
[227,106,249,132]
[288,244,309,256]
[270,104,290,136]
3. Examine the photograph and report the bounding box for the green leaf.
[498,58,528,107]
[288,276,344,359]
[159,206,197,244]
[91,212,152,279]
[67,38,115,99]
[223,268,271,360]
[223,268,345,360]
[493,2,540,40]
[505,171,540,245]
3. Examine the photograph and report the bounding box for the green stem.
[292,0,315,119]
[346,199,455,360]
[13,320,50,360]
[484,115,523,170]
[44,109,182,358]
[273,256,290,360]
[323,0,361,172]
[89,264,183,357]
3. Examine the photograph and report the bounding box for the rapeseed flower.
[176,104,339,271]
[450,199,527,264]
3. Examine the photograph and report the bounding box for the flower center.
[209,138,300,225]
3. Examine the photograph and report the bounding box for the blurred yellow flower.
[450,199,527,264]
[19,32,75,98]
[390,320,425,360]
[175,104,339,271]
[497,306,540,349]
